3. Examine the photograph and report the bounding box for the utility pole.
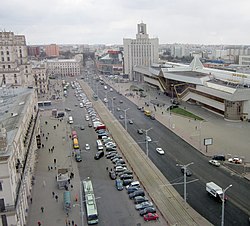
[221,184,232,226]
[123,108,130,131]
[176,162,194,203]
[145,128,153,157]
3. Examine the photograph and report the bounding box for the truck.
[206,182,225,202]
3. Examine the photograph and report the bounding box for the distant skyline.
[1,0,250,45]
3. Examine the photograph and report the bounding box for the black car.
[94,151,104,160]
[212,154,225,161]
[120,174,133,180]
[139,207,156,216]
[181,167,192,177]
[123,179,133,186]
[106,152,117,159]
[109,171,116,180]
[75,153,82,162]
[88,123,92,127]
[134,196,149,204]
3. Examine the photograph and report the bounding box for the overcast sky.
[1,0,250,45]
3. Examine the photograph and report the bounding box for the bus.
[73,138,79,149]
[82,178,98,224]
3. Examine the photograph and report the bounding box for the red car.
[143,213,159,221]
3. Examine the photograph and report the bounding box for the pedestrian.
[38,221,41,226]
[57,124,59,127]
[47,132,49,136]
[48,165,50,171]
[42,133,44,137]
[72,220,74,225]
[106,166,108,171]
[49,148,51,153]
[71,184,73,190]
[42,144,44,148]
[52,191,55,198]
[30,197,33,204]
[46,137,48,140]
[68,220,71,225]
[41,206,44,213]
[55,194,58,202]
[54,125,56,129]
[162,111,163,115]
[54,158,56,164]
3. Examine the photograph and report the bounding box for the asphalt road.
[90,77,250,226]
[58,81,164,226]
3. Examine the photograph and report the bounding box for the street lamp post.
[221,184,232,226]
[123,108,130,131]
[145,128,153,157]
[176,162,194,203]
[111,97,115,114]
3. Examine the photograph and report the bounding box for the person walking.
[41,206,44,213]
[38,221,41,226]
[55,194,58,202]
[52,191,55,198]
[72,220,74,225]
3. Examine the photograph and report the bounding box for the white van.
[96,140,104,150]
[68,116,73,124]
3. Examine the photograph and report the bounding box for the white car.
[85,144,90,150]
[85,116,90,121]
[209,159,220,167]
[104,98,108,103]
[156,148,165,155]
[145,136,152,142]
[228,157,242,164]
[110,88,113,92]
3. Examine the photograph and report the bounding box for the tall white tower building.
[123,23,159,80]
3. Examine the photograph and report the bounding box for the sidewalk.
[27,111,81,226]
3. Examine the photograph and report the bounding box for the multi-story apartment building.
[46,57,81,77]
[123,23,159,81]
[0,86,40,226]
[45,44,59,57]
[0,32,32,87]
[31,63,48,94]
[239,55,250,66]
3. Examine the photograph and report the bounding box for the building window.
[6,51,9,55]
[7,57,10,61]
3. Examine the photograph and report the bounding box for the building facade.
[239,55,250,66]
[45,44,59,57]
[46,58,81,77]
[0,87,40,226]
[123,23,159,81]
[31,63,48,94]
[96,50,123,75]
[133,55,250,121]
[0,32,32,87]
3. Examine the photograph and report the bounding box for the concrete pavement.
[27,111,81,226]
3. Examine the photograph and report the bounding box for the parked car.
[127,186,141,194]
[80,125,85,130]
[139,207,156,216]
[119,115,124,119]
[85,144,90,150]
[126,181,140,189]
[209,159,221,167]
[109,171,116,180]
[115,166,127,173]
[75,153,82,162]
[129,189,145,199]
[116,107,121,111]
[115,179,124,191]
[122,179,133,186]
[135,201,154,210]
[120,174,133,180]
[119,100,123,103]
[129,119,133,124]
[94,151,104,160]
[134,196,149,204]
[212,154,225,161]
[228,157,243,164]
[143,213,159,221]
[156,147,165,155]
[88,123,92,127]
